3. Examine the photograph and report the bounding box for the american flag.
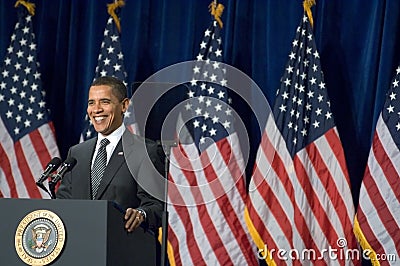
[0,6,60,198]
[245,14,359,265]
[354,65,400,264]
[80,7,138,142]
[166,18,258,265]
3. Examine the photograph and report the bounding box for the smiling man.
[56,76,163,233]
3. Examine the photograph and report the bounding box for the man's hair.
[91,76,127,101]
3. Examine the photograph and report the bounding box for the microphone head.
[48,157,62,168]
[64,157,77,170]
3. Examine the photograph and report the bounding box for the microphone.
[50,157,77,185]
[36,157,62,187]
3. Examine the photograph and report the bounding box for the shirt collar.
[97,124,125,148]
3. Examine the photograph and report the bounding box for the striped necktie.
[91,138,110,199]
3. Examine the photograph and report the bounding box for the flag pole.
[159,140,177,266]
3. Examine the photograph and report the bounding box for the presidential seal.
[15,210,65,266]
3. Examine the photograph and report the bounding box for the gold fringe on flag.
[107,0,125,33]
[353,216,380,266]
[14,0,35,16]
[303,0,316,28]
[209,1,224,28]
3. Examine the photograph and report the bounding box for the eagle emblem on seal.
[31,224,52,253]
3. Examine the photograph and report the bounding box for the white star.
[187,90,195,98]
[210,74,217,82]
[185,103,192,110]
[200,41,207,49]
[17,50,24,58]
[12,74,19,82]
[193,66,200,74]
[204,29,211,36]
[222,120,230,128]
[279,104,286,112]
[113,63,121,71]
[27,107,34,115]
[310,77,317,85]
[389,92,396,100]
[31,83,38,91]
[20,38,27,46]
[36,112,44,120]
[6,110,13,118]
[387,105,394,113]
[220,79,227,86]
[215,49,222,57]
[325,111,332,119]
[4,58,11,65]
[282,91,289,99]
[217,90,225,99]
[16,115,22,123]
[111,35,118,42]
[193,120,200,128]
[315,108,322,115]
[190,78,197,86]
[212,116,219,124]
[1,69,8,78]
[393,79,399,88]
[107,46,115,54]
[313,120,320,128]
[209,128,217,136]
[215,103,222,112]
[284,78,291,86]
[103,58,110,65]
[24,119,31,128]
[212,61,220,69]
[318,81,326,89]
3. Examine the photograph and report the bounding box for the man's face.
[87,85,129,136]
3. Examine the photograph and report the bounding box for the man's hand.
[124,208,144,232]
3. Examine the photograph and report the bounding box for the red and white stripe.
[246,114,359,265]
[167,132,258,265]
[0,118,59,198]
[355,115,400,265]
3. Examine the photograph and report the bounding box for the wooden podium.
[0,199,157,265]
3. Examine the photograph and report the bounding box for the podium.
[0,199,157,265]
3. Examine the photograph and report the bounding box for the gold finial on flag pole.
[14,0,35,16]
[107,0,125,33]
[303,0,316,28]
[209,1,224,28]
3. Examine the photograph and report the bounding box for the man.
[56,76,163,232]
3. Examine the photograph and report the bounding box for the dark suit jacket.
[56,130,164,231]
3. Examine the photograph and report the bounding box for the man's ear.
[121,98,130,113]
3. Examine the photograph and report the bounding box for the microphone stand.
[158,140,177,266]
[48,174,57,199]
[36,181,53,199]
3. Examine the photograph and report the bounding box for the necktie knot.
[100,138,110,148]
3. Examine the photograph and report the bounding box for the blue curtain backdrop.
[1,0,400,208]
